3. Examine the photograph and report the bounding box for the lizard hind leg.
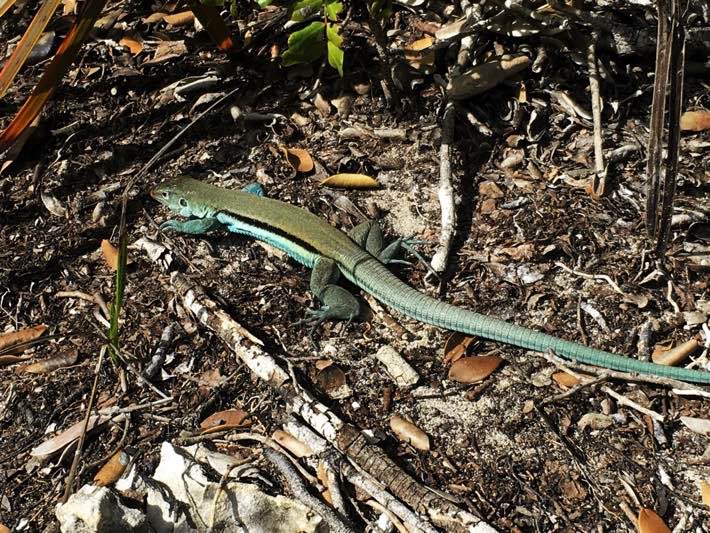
[308,256,360,321]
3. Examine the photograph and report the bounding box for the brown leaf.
[119,35,143,56]
[320,173,379,189]
[101,239,119,270]
[31,415,104,456]
[0,523,9,533]
[637,508,670,533]
[390,415,430,451]
[651,339,699,366]
[279,146,314,173]
[200,409,250,433]
[552,371,580,388]
[448,55,531,100]
[188,0,237,54]
[680,111,710,132]
[404,36,433,52]
[163,10,194,26]
[23,348,78,373]
[143,12,166,23]
[94,449,129,486]
[0,324,48,354]
[145,40,187,64]
[443,332,475,365]
[448,356,502,384]
[0,354,32,366]
[316,365,350,399]
[272,430,313,457]
[701,481,710,505]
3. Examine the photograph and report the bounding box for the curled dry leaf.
[651,339,699,366]
[41,191,68,217]
[405,36,433,51]
[448,356,502,384]
[0,354,32,366]
[577,412,613,431]
[119,35,143,55]
[637,508,670,533]
[143,12,166,23]
[199,409,250,434]
[390,415,430,451]
[320,173,379,189]
[551,371,593,388]
[31,416,104,456]
[279,146,314,173]
[23,348,78,373]
[101,239,119,271]
[272,429,313,458]
[448,55,531,100]
[701,481,710,505]
[0,324,47,354]
[0,523,9,533]
[679,110,710,132]
[163,10,194,26]
[93,449,129,486]
[316,365,350,399]
[679,416,710,436]
[443,332,475,365]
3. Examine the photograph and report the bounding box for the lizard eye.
[178,197,188,208]
[162,191,169,199]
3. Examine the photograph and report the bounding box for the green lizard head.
[151,177,207,217]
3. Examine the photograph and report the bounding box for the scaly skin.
[152,177,710,385]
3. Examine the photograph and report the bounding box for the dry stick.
[587,36,606,199]
[431,99,456,274]
[140,242,494,532]
[655,0,687,255]
[645,0,671,239]
[264,448,356,533]
[61,345,105,503]
[600,385,665,422]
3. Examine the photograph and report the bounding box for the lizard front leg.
[160,217,222,234]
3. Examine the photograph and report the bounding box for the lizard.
[151,177,710,385]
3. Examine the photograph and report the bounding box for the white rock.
[56,485,148,533]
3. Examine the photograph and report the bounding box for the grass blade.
[0,0,17,18]
[108,231,128,361]
[0,0,109,153]
[0,0,63,98]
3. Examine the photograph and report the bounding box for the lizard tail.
[350,260,710,385]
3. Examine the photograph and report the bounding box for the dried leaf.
[101,239,119,270]
[680,111,710,132]
[651,339,699,366]
[93,450,129,486]
[448,356,502,384]
[577,412,613,431]
[163,10,194,26]
[320,173,379,189]
[272,429,313,457]
[679,416,710,436]
[0,0,18,17]
[23,348,78,373]
[443,332,475,364]
[145,40,187,64]
[0,324,47,354]
[143,12,166,23]
[31,415,104,456]
[637,508,670,533]
[701,481,710,505]
[200,409,250,433]
[41,192,67,217]
[316,365,350,399]
[279,146,314,173]
[119,35,143,55]
[552,371,581,388]
[390,415,430,451]
[405,36,433,51]
[0,354,32,366]
[187,0,237,54]
[448,55,531,100]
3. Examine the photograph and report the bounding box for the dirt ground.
[1,1,709,531]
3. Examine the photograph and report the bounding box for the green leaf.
[282,21,325,67]
[257,0,273,5]
[324,0,343,20]
[326,22,343,76]
[290,0,322,22]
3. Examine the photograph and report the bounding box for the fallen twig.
[431,99,456,274]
